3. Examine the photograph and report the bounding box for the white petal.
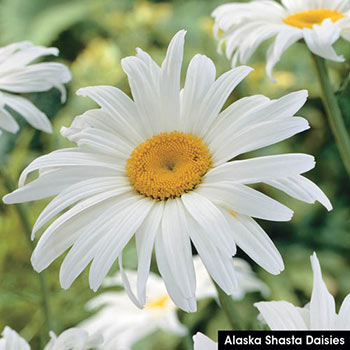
[76,86,144,145]
[118,254,144,309]
[310,252,336,329]
[204,94,270,145]
[135,202,164,304]
[255,301,308,330]
[212,116,309,163]
[340,17,350,40]
[265,175,332,211]
[187,215,238,295]
[0,41,32,64]
[266,28,303,81]
[193,332,217,350]
[337,294,350,329]
[89,197,153,291]
[4,46,58,68]
[59,196,137,289]
[160,30,186,131]
[1,327,30,350]
[66,127,133,158]
[44,328,102,350]
[0,62,71,94]
[303,19,344,62]
[205,154,315,184]
[121,56,161,137]
[181,54,216,132]
[181,191,237,256]
[222,211,284,275]
[207,90,308,164]
[16,148,123,187]
[2,93,52,133]
[155,200,196,312]
[3,166,118,204]
[190,66,253,137]
[157,199,196,300]
[198,183,293,222]
[32,176,130,236]
[0,106,19,133]
[32,192,128,272]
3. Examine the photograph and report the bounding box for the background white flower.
[0,327,30,350]
[212,0,350,80]
[3,30,331,313]
[80,256,267,350]
[80,271,186,350]
[193,332,217,350]
[44,328,102,350]
[0,41,71,135]
[0,326,102,350]
[255,252,350,330]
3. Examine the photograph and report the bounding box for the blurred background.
[0,0,349,348]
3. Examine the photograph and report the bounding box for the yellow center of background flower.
[126,131,212,201]
[146,295,170,310]
[283,9,344,29]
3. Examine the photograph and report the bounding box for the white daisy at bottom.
[255,252,350,330]
[193,332,217,350]
[80,256,267,350]
[0,41,71,135]
[4,30,331,313]
[0,326,102,350]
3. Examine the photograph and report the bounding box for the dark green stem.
[311,53,350,177]
[1,170,54,339]
[212,280,243,330]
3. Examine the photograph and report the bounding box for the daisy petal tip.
[176,29,187,37]
[325,201,333,212]
[49,47,59,56]
[2,193,12,205]
[76,87,91,97]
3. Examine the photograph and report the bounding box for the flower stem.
[310,53,350,177]
[1,170,54,339]
[212,280,243,330]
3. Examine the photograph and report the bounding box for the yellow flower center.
[283,9,344,29]
[146,295,169,310]
[126,131,212,201]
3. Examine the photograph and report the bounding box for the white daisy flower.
[212,0,350,80]
[3,30,331,312]
[0,327,30,350]
[80,271,187,350]
[193,332,217,350]
[0,326,102,350]
[0,41,71,135]
[44,328,102,350]
[80,256,267,350]
[255,252,350,330]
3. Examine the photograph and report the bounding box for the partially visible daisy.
[255,252,350,330]
[193,332,217,350]
[212,0,350,80]
[0,41,71,135]
[80,270,187,350]
[0,326,102,350]
[44,329,102,350]
[0,327,29,350]
[80,256,267,350]
[4,30,331,312]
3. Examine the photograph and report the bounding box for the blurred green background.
[0,0,349,349]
